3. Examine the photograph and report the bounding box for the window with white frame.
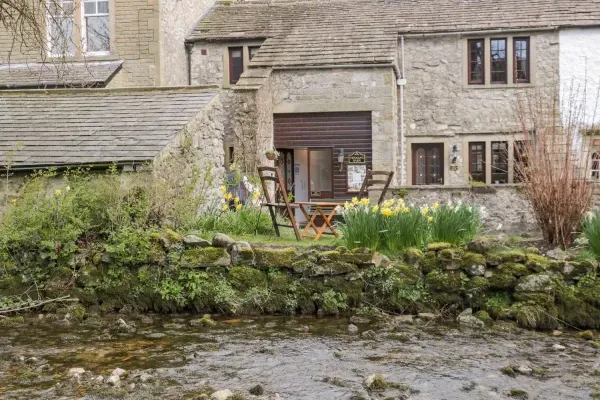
[82,0,110,54]
[47,0,75,56]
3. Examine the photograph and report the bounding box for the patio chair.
[257,166,302,241]
[358,170,394,205]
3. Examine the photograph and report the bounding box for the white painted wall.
[559,28,600,125]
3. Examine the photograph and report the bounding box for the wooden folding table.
[295,201,344,240]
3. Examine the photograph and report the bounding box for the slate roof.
[0,60,123,89]
[188,0,600,67]
[0,88,217,169]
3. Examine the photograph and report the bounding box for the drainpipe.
[398,36,407,186]
[185,42,194,86]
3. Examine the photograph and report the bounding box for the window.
[308,149,333,198]
[469,142,486,183]
[490,38,507,84]
[491,141,508,183]
[468,39,485,84]
[82,0,110,54]
[47,0,75,56]
[514,37,530,83]
[229,47,244,84]
[249,46,260,61]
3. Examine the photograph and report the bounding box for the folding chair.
[358,170,394,205]
[257,166,302,241]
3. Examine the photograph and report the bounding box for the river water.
[0,314,598,399]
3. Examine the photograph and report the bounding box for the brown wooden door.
[412,144,444,185]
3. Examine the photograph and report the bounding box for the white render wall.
[559,28,600,125]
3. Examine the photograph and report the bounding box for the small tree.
[514,83,599,249]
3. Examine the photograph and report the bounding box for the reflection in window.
[491,141,508,183]
[83,0,110,53]
[490,38,507,84]
[469,142,486,183]
[47,0,75,56]
[514,38,530,83]
[468,39,484,84]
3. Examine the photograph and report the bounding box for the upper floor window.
[83,0,110,54]
[490,38,507,84]
[468,39,485,84]
[47,0,75,56]
[514,37,530,83]
[229,47,243,84]
[249,46,260,61]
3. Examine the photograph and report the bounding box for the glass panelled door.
[308,148,333,198]
[412,144,444,185]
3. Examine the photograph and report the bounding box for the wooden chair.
[358,170,394,205]
[257,166,302,241]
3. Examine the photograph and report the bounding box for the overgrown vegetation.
[336,197,481,252]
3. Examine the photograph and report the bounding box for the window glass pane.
[514,38,530,82]
[490,38,507,83]
[98,1,109,13]
[84,1,96,14]
[85,15,110,52]
[468,39,484,84]
[249,47,260,60]
[309,150,332,192]
[231,50,242,58]
[469,142,486,182]
[491,142,508,183]
[49,17,74,55]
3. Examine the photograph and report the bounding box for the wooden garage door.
[274,112,372,199]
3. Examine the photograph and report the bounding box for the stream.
[0,314,598,399]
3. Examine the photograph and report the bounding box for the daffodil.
[11,198,17,205]
[421,207,430,215]
[401,206,410,214]
[54,189,62,196]
[372,205,379,213]
[220,185,227,194]
[352,197,359,204]
[234,196,240,204]
[359,198,370,206]
[224,192,233,201]
[433,202,439,209]
[383,199,394,208]
[381,208,392,217]
[428,216,434,223]
[236,204,242,211]
[344,201,354,210]
[221,204,229,212]
[252,190,260,200]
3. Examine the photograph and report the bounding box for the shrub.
[583,213,600,259]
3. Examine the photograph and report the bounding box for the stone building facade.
[0,0,214,88]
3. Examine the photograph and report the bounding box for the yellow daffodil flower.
[344,201,354,209]
[220,185,227,194]
[421,207,430,215]
[234,196,240,204]
[381,208,392,217]
[433,202,439,209]
[352,197,359,204]
[224,192,233,201]
[402,206,410,213]
[428,216,434,222]
[372,205,379,213]
[54,189,62,196]
[359,198,370,206]
[11,198,17,205]
[221,204,229,212]
[236,204,242,211]
[253,191,260,200]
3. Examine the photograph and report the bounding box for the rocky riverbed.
[0,313,599,400]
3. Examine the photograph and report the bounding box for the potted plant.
[265,149,280,161]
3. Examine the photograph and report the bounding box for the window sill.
[464,83,534,89]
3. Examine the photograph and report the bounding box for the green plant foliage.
[429,203,481,245]
[583,212,600,260]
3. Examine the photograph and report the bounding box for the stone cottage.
[186,0,600,205]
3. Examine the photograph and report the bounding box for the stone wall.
[269,67,398,176]
[371,185,539,237]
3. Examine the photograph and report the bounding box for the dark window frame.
[468,39,485,85]
[513,37,531,84]
[491,141,509,184]
[249,46,260,61]
[228,46,244,85]
[490,38,508,84]
[469,142,486,183]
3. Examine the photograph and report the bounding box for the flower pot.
[266,153,278,161]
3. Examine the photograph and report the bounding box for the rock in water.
[457,308,485,329]
[348,324,359,334]
[551,344,566,351]
[211,389,233,400]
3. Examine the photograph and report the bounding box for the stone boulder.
[254,247,297,268]
[515,273,554,293]
[180,247,230,268]
[183,235,211,249]
[457,308,485,329]
[212,233,236,249]
[231,241,254,266]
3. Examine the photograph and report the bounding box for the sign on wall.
[347,164,367,192]
[348,152,366,164]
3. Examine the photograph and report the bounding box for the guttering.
[0,160,148,173]
[186,42,194,85]
[399,26,558,38]
[272,63,396,71]
[399,35,406,185]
